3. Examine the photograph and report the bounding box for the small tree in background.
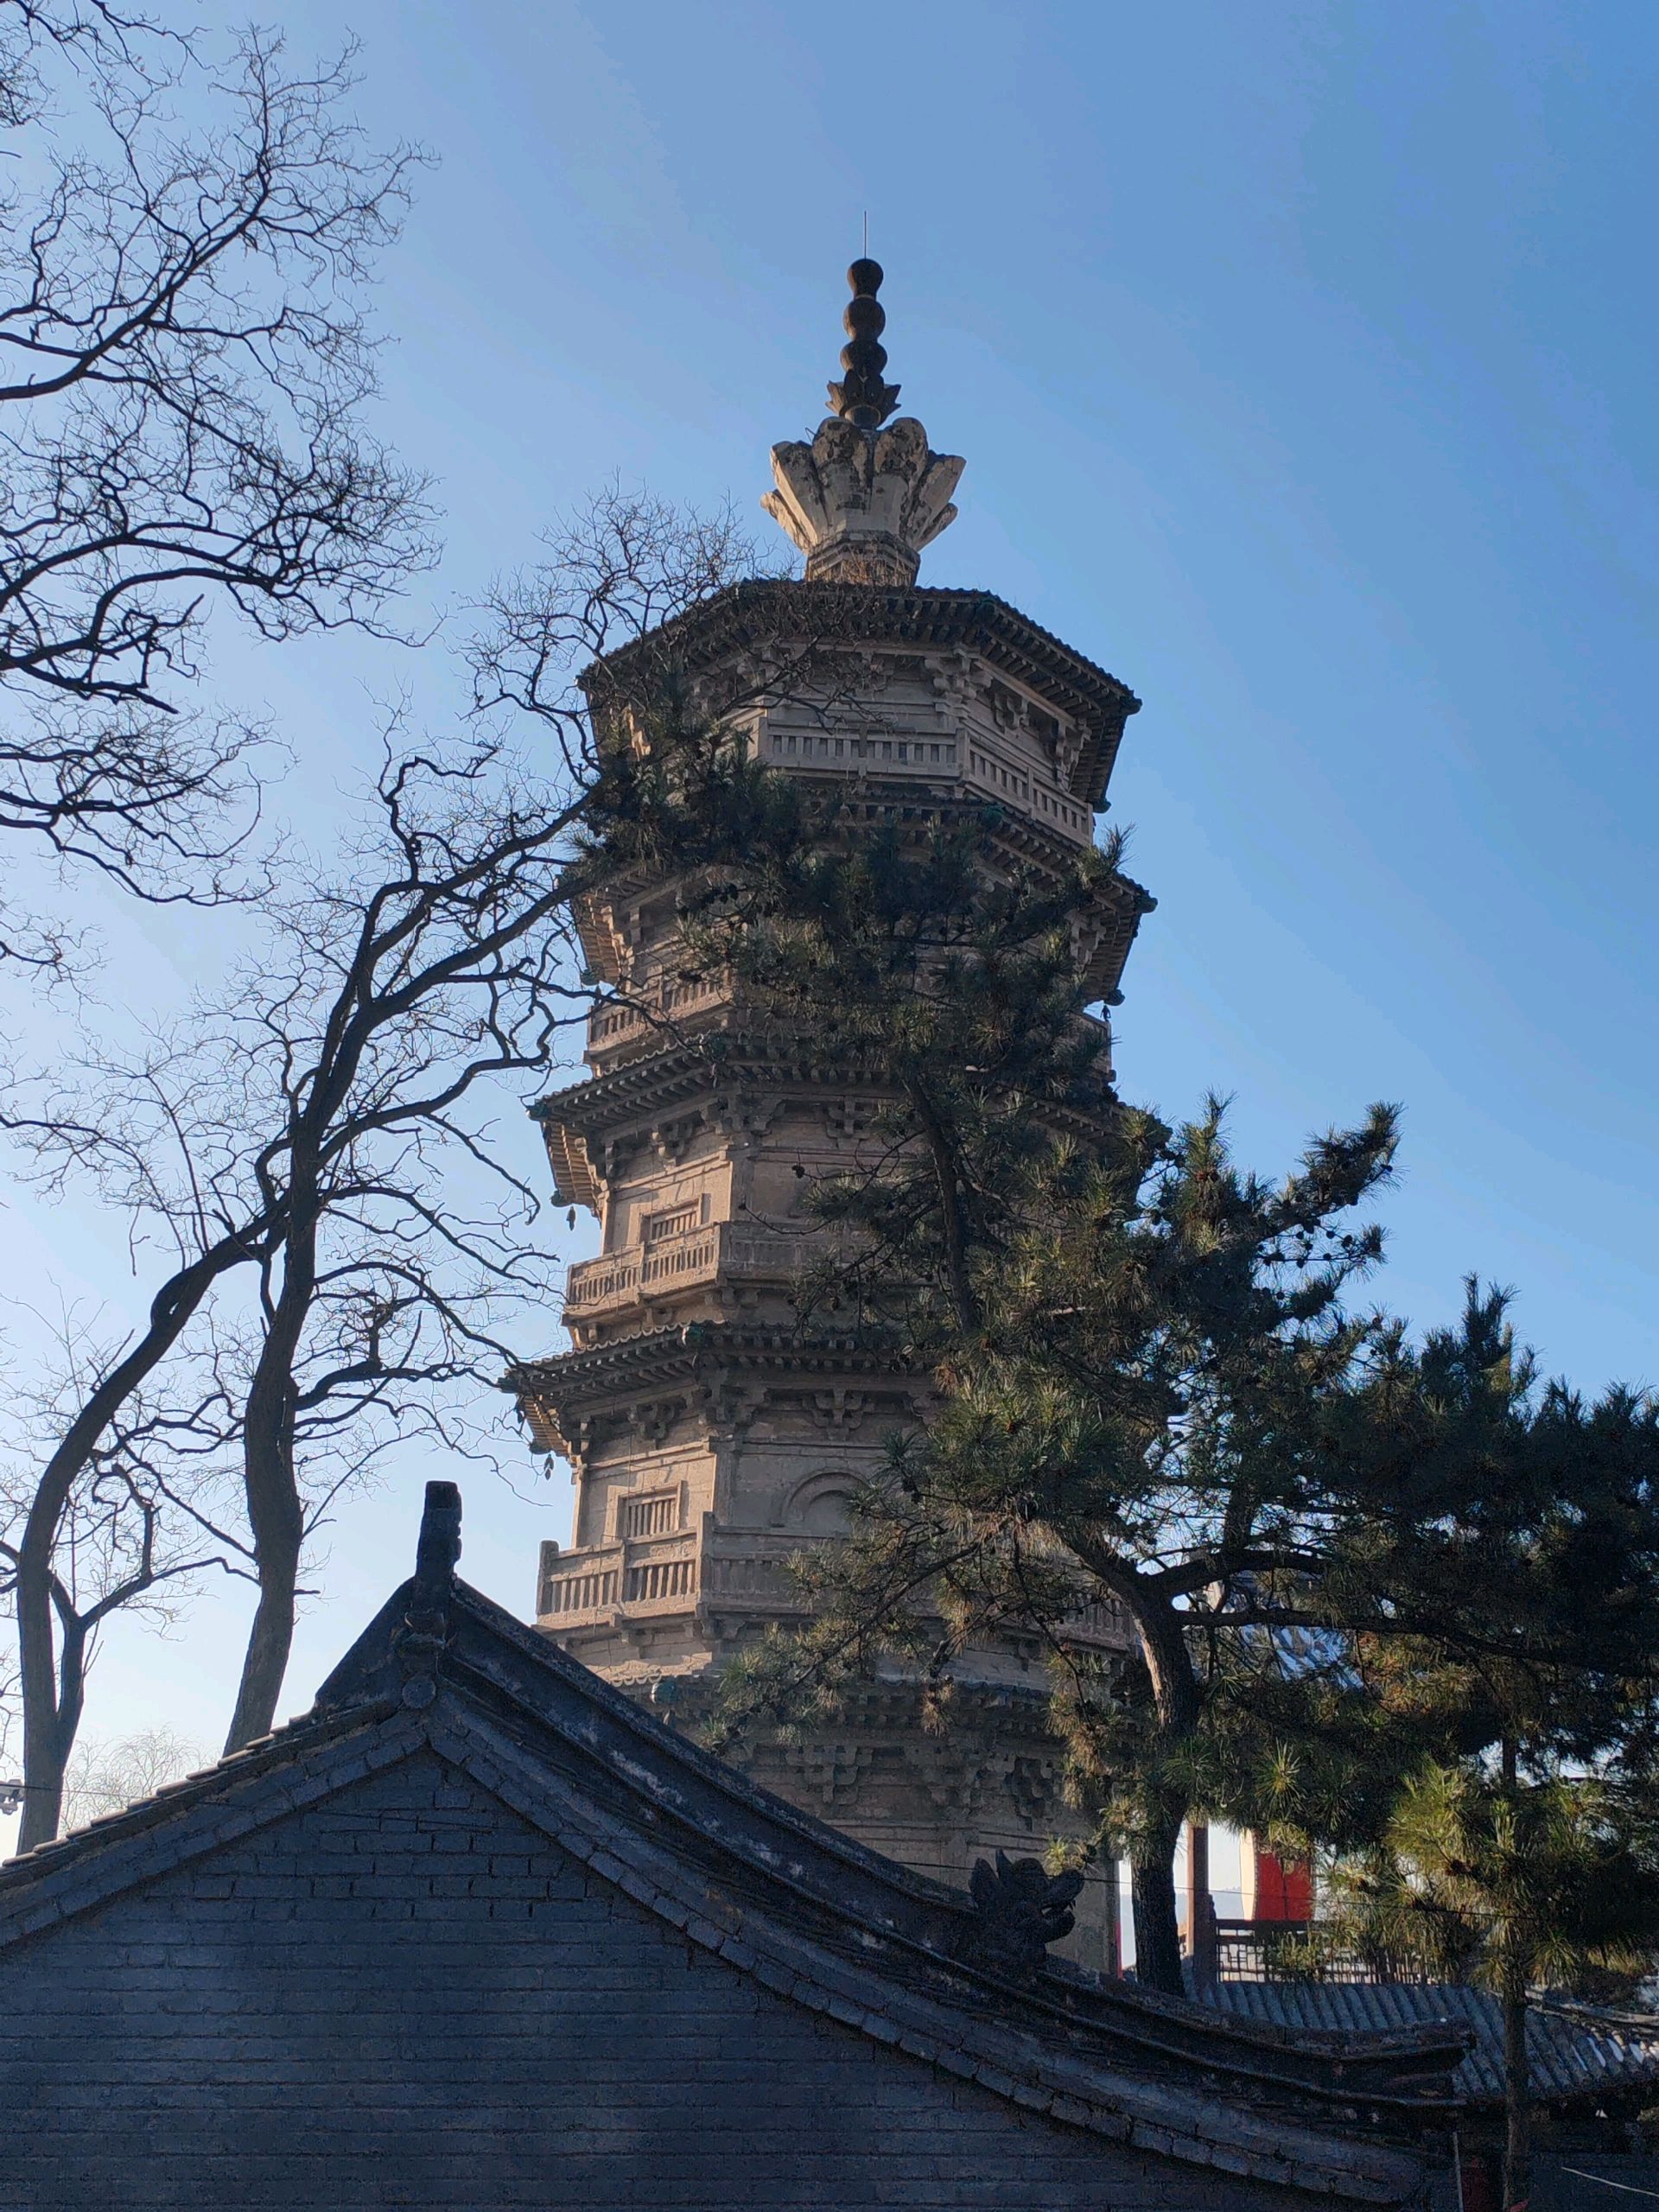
[60,1725,203,1831]
[1325,1762,1659,2212]
[1279,1284,1659,2210]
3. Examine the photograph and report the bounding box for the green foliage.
[597,697,1659,2005]
[1325,1761,1659,1997]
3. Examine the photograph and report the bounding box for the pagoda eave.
[581,581,1141,811]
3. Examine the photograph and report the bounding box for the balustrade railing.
[539,1530,700,1622]
[760,716,1090,846]
[700,1533,814,1605]
[537,1516,1137,1661]
[1206,1919,1427,1986]
[1059,1595,1134,1649]
[587,970,731,1063]
[563,1221,822,1319]
[539,1560,620,1617]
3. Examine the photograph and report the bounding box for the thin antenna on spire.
[862,210,868,256]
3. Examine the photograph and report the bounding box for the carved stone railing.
[1058,1594,1134,1653]
[760,721,959,779]
[563,1222,821,1324]
[537,1530,701,1624]
[537,1503,1139,1650]
[757,717,1091,847]
[537,1549,620,1618]
[537,1525,817,1633]
[963,737,1090,842]
[585,969,732,1070]
[623,1530,699,1607]
[700,1531,817,1609]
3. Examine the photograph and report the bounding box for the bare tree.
[60,1722,203,1829]
[1,489,781,1821]
[213,735,600,1750]
[0,1,434,957]
[467,481,791,765]
[221,483,793,1744]
[0,1643,18,1783]
[3,734,594,1792]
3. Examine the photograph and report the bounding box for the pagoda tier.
[514,278,1152,1970]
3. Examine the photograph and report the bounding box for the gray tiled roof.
[1210,1980,1659,2108]
[0,1541,1469,2209]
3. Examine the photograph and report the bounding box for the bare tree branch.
[0,3,435,962]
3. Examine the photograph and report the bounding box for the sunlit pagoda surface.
[512,264,1153,1969]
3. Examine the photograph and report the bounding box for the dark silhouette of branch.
[2,485,791,1831]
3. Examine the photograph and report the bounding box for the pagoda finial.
[762,260,964,587]
[828,258,900,429]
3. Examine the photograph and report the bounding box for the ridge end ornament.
[396,1480,461,1709]
[961,1849,1085,1982]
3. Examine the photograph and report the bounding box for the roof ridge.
[430,1587,1471,2095]
[0,1696,378,1889]
[583,577,1139,702]
[422,1692,1440,2202]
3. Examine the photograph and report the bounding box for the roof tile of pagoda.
[580,580,1142,813]
[510,1320,909,1399]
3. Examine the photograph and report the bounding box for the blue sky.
[5,0,1656,1821]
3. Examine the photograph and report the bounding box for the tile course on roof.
[1211,1980,1659,2111]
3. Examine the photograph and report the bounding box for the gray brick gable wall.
[0,1747,1313,2212]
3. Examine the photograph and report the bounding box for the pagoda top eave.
[506,1324,915,1452]
[579,580,1142,813]
[511,1322,911,1393]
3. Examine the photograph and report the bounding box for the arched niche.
[784,1471,859,1536]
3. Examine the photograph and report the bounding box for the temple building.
[10,271,1659,2212]
[512,262,1153,1967]
[0,1484,1468,2212]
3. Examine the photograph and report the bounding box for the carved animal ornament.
[962,1848,1084,1982]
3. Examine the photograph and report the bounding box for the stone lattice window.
[622,1491,679,1539]
[644,1201,702,1244]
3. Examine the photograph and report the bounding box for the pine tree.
[596,722,1659,2030]
[594,728,1405,1992]
[1298,1286,1659,2209]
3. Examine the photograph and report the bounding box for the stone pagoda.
[514,263,1151,1969]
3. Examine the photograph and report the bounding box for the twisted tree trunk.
[1129,1793,1189,1997]
[1500,1736,1532,2211]
[14,1239,257,1846]
[223,1211,315,1753]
